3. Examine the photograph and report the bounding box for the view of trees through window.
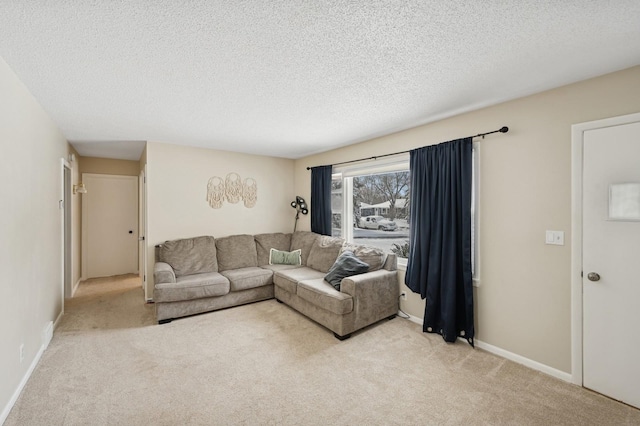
[332,171,411,259]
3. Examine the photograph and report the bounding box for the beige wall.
[145,142,295,297]
[79,156,141,176]
[295,65,640,374]
[0,56,70,420]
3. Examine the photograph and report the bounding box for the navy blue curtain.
[310,165,333,236]
[404,137,474,346]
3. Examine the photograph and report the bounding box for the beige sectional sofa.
[154,231,398,340]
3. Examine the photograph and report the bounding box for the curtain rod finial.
[499,126,509,133]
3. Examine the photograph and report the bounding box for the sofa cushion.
[290,231,320,266]
[154,262,176,284]
[159,236,218,277]
[255,233,292,266]
[274,267,325,294]
[220,267,273,292]
[306,235,345,273]
[216,234,258,271]
[324,250,370,290]
[260,264,301,273]
[340,243,387,272]
[297,278,354,315]
[154,272,229,302]
[269,248,302,265]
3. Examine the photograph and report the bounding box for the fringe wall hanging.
[225,172,243,204]
[206,173,257,209]
[206,176,225,209]
[243,178,257,208]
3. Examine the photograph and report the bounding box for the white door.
[82,174,139,279]
[583,119,640,409]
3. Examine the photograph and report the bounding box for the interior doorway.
[82,173,139,279]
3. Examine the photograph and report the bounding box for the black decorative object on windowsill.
[291,196,308,232]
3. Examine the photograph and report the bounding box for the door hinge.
[581,271,583,277]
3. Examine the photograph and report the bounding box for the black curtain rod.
[306,126,509,170]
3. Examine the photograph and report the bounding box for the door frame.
[570,111,640,386]
[139,166,148,297]
[60,158,72,312]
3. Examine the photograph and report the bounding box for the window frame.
[333,155,411,268]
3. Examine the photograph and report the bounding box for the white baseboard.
[0,317,60,424]
[42,321,54,350]
[474,339,572,382]
[399,311,423,326]
[397,314,572,383]
[0,342,46,425]
[54,310,63,330]
[71,278,81,297]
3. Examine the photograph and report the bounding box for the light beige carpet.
[6,275,640,425]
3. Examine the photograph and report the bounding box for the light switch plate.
[545,230,564,246]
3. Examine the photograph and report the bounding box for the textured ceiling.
[1,1,639,160]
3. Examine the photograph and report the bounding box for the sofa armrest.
[382,254,397,271]
[154,262,176,284]
[340,269,399,325]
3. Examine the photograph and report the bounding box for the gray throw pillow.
[324,251,370,290]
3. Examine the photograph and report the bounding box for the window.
[332,156,411,266]
[331,144,480,281]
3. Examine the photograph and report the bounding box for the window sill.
[396,258,407,272]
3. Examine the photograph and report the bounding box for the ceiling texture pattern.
[1,1,639,160]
